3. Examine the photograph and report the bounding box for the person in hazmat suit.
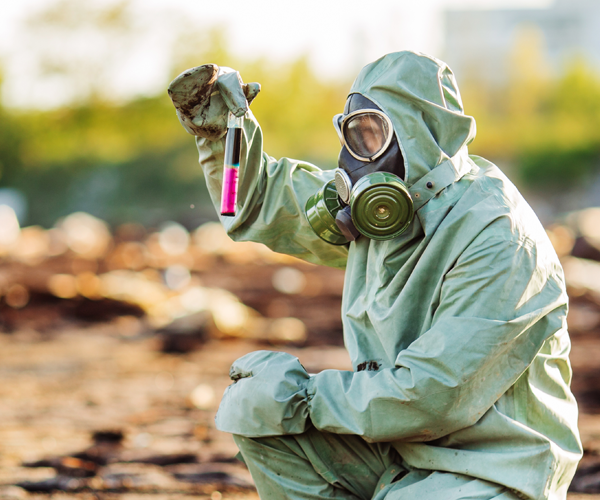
[168,51,582,500]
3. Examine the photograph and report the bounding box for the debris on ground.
[1,208,600,498]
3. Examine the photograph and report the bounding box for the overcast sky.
[0,0,552,108]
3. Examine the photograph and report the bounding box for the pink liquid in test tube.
[220,113,243,216]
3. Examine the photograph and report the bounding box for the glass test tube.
[220,112,244,216]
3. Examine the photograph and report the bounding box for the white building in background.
[443,0,600,83]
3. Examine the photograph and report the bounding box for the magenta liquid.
[220,126,243,216]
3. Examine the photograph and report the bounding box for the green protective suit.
[193,52,581,499]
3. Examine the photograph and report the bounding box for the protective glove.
[167,64,261,141]
[215,350,312,437]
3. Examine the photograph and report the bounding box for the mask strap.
[409,154,473,212]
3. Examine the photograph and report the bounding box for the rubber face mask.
[333,94,413,241]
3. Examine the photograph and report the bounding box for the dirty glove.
[167,64,260,141]
[215,351,311,437]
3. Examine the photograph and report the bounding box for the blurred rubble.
[0,208,344,499]
[0,208,345,348]
[17,429,254,494]
[0,313,347,498]
[3,206,600,497]
[540,208,600,495]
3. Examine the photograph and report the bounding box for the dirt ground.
[1,220,600,499]
[1,305,600,500]
[0,321,353,499]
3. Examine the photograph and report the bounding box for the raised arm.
[169,64,348,269]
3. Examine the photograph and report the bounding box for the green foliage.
[18,95,186,168]
[518,145,600,189]
[463,39,600,192]
[244,56,349,167]
[169,32,350,168]
[13,146,212,229]
[0,14,350,227]
[0,110,24,186]
[4,0,600,226]
[513,61,600,190]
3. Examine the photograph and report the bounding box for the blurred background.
[1,0,600,498]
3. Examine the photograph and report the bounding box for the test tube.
[220,112,244,216]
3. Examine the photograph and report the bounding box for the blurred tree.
[244,56,349,167]
[463,28,600,193]
[20,95,186,167]
[168,28,350,167]
[464,24,551,161]
[6,0,600,226]
[19,0,140,106]
[515,58,600,190]
[0,72,25,186]
[0,1,351,228]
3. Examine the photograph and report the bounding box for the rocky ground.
[0,323,352,500]
[1,210,600,499]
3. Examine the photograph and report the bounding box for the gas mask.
[306,94,414,244]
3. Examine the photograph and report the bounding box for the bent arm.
[305,229,568,441]
[197,111,348,268]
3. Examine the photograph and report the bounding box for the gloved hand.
[215,351,312,437]
[167,64,261,141]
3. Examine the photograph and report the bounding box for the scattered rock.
[571,455,600,493]
[0,485,28,499]
[157,311,210,353]
[167,463,254,489]
[572,236,600,262]
[17,476,85,493]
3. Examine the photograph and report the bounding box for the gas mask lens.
[346,114,388,157]
[333,109,394,162]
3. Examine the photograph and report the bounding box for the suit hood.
[349,51,476,190]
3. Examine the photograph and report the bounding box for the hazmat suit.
[168,52,582,500]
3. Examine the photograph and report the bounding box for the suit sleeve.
[196,110,348,269]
